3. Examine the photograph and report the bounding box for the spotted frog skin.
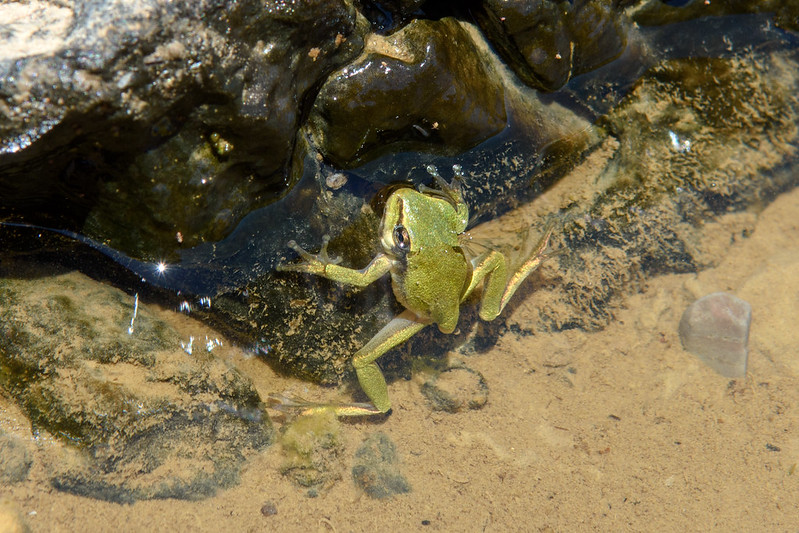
[278,165,553,416]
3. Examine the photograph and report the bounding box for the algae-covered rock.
[279,411,344,490]
[631,0,799,32]
[531,49,799,332]
[0,267,272,502]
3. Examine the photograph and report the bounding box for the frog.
[277,165,554,416]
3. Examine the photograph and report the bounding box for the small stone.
[678,292,752,377]
[260,501,278,516]
[325,172,348,190]
[279,410,343,489]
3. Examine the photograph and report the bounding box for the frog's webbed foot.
[419,164,465,209]
[277,234,342,275]
[266,393,383,418]
[519,220,558,263]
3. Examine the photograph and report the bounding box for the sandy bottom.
[3,182,799,531]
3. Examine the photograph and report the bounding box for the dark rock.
[632,0,799,32]
[679,292,752,378]
[260,501,278,516]
[359,0,427,32]
[476,0,629,91]
[0,432,33,484]
[421,367,489,413]
[0,268,272,502]
[0,0,367,258]
[352,432,410,499]
[309,17,507,167]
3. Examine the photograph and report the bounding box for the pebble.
[260,501,278,516]
[678,292,752,378]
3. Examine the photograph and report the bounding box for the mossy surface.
[0,270,272,502]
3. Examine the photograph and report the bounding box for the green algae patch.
[279,410,344,490]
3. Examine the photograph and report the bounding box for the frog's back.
[391,246,468,333]
[384,187,471,333]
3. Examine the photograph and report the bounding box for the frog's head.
[378,187,463,261]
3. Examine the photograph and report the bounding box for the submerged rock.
[534,46,799,332]
[631,0,799,32]
[0,267,272,502]
[279,411,344,490]
[678,292,752,378]
[351,432,410,499]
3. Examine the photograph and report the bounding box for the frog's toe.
[286,240,307,255]
[282,240,323,266]
[318,235,342,265]
[267,393,379,418]
[267,392,310,411]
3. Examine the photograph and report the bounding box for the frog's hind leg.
[346,309,428,416]
[464,224,555,321]
[498,223,555,312]
[463,249,508,321]
[346,310,427,416]
[268,310,427,418]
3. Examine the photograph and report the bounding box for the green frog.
[278,165,553,416]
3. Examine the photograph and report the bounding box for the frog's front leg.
[278,235,393,287]
[463,224,555,320]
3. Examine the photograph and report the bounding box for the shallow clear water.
[1,9,798,532]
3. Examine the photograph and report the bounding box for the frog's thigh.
[352,309,428,413]
[466,251,508,321]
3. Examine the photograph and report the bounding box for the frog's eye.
[392,225,410,252]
